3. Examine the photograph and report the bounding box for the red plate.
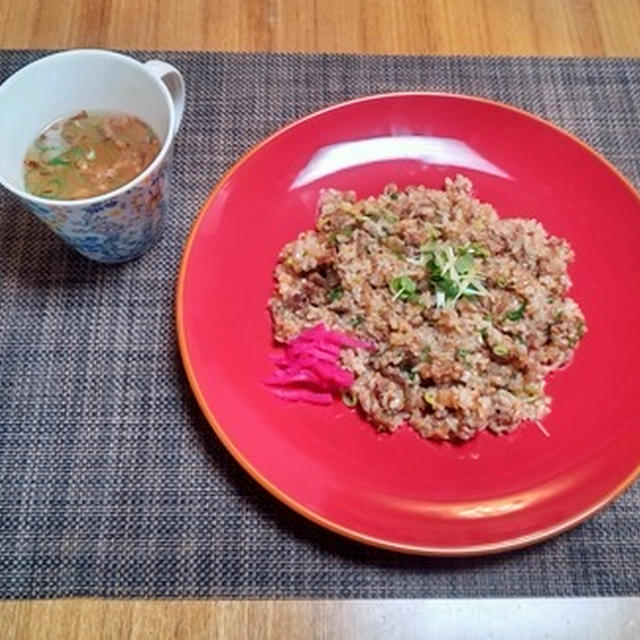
[177,93,640,554]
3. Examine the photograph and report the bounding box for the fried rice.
[269,175,586,441]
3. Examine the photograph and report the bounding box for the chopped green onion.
[351,314,364,328]
[424,226,442,240]
[45,156,70,166]
[389,275,417,302]
[382,212,399,223]
[492,345,510,357]
[423,242,487,309]
[341,390,358,407]
[454,252,474,274]
[38,177,63,197]
[423,391,437,409]
[465,242,490,258]
[337,226,355,240]
[327,286,344,302]
[505,300,527,322]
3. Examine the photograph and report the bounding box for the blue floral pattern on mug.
[26,159,171,263]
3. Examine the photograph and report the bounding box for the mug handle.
[144,60,185,136]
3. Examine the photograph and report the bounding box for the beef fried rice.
[269,176,586,441]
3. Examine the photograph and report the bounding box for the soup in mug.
[23,110,162,200]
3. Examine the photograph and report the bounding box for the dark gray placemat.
[1,50,639,599]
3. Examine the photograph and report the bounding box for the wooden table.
[1,1,639,637]
[1,0,640,55]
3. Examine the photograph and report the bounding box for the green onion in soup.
[23,110,162,200]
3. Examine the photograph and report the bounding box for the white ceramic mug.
[0,49,185,262]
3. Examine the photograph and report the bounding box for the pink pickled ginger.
[265,323,375,404]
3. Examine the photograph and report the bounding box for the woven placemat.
[1,51,639,599]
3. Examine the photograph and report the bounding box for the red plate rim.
[175,91,640,555]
